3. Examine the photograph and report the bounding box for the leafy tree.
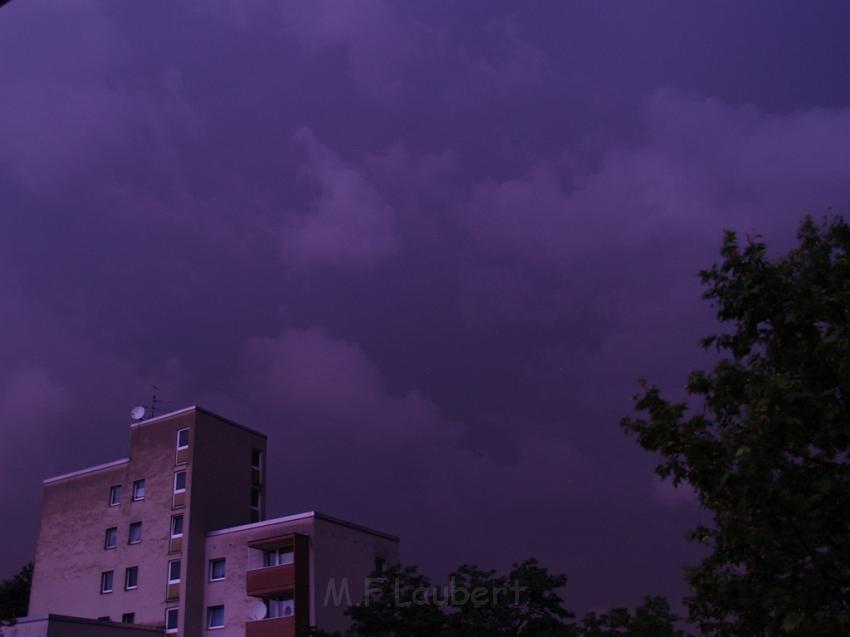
[621,216,850,635]
[446,559,573,637]
[344,565,446,637]
[577,596,685,636]
[311,559,680,637]
[312,559,575,637]
[0,562,32,621]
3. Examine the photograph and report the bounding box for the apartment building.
[25,406,399,637]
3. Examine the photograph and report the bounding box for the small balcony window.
[209,558,226,581]
[265,548,294,567]
[129,522,142,545]
[168,559,181,584]
[125,566,139,590]
[132,479,145,501]
[171,514,184,537]
[100,570,114,594]
[268,597,294,619]
[177,428,189,449]
[207,605,224,630]
[174,471,187,493]
[165,608,178,633]
[104,527,117,550]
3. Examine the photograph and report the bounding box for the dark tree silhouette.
[622,215,850,635]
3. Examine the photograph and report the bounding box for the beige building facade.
[26,407,399,637]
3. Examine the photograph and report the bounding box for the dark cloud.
[2,0,850,615]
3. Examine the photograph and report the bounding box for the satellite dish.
[130,406,146,421]
[248,600,267,621]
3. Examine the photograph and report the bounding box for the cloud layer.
[2,0,850,615]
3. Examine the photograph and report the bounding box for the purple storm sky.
[2,0,850,614]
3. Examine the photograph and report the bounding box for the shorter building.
[25,406,399,637]
[0,614,162,637]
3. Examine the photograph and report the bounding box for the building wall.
[183,411,266,637]
[29,407,267,637]
[26,407,395,637]
[202,516,314,637]
[0,615,162,637]
[312,517,399,634]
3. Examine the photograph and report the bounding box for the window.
[177,428,189,449]
[209,558,226,581]
[207,605,224,630]
[100,571,114,594]
[265,548,294,567]
[104,527,117,550]
[250,487,261,522]
[174,471,187,493]
[168,559,181,584]
[171,514,183,537]
[132,479,145,501]
[165,608,179,633]
[108,485,122,506]
[267,597,294,619]
[129,521,142,545]
[125,566,138,590]
[251,449,262,469]
[122,613,135,624]
[375,558,386,576]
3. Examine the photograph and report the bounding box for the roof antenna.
[151,385,160,417]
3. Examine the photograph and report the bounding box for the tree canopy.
[0,562,32,622]
[311,559,683,637]
[621,215,850,635]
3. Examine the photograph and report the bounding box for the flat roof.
[129,404,267,438]
[14,614,161,632]
[208,511,399,542]
[43,458,129,485]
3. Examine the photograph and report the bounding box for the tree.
[0,562,32,622]
[621,216,850,635]
[311,559,681,637]
[312,559,575,637]
[577,596,686,636]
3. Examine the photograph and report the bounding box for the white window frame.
[125,566,139,591]
[174,471,187,494]
[251,449,263,470]
[100,570,113,594]
[170,514,184,538]
[132,479,145,501]
[209,558,226,582]
[108,485,121,507]
[265,548,294,567]
[168,559,181,584]
[128,521,142,545]
[165,608,178,634]
[104,527,117,550]
[207,605,225,630]
[176,428,189,450]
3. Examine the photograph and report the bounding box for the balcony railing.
[246,616,295,637]
[246,563,295,597]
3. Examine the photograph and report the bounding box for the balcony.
[246,564,295,597]
[246,616,295,637]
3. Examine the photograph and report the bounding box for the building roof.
[11,614,162,632]
[43,458,130,485]
[207,510,400,542]
[129,404,267,438]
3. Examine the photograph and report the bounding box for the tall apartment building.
[24,406,399,637]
